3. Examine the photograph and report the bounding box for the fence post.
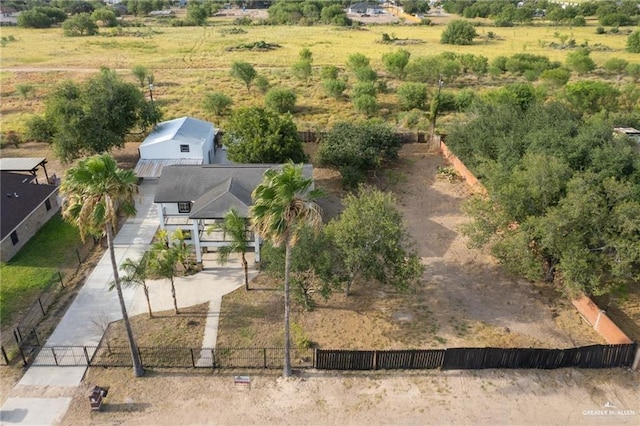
[31,328,40,347]
[211,349,216,369]
[58,271,64,288]
[51,347,58,366]
[263,348,267,369]
[373,350,378,370]
[1,346,9,365]
[18,345,27,366]
[137,347,143,369]
[632,346,640,371]
[83,346,91,366]
[313,348,317,369]
[190,348,195,368]
[37,297,46,316]
[14,329,22,345]
[76,248,82,265]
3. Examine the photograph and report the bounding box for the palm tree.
[250,163,323,377]
[60,153,144,377]
[148,230,181,315]
[114,252,153,318]
[207,207,251,291]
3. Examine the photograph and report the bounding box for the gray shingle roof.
[154,164,313,219]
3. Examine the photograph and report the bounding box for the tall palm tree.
[207,207,251,291]
[60,153,144,377]
[148,235,180,315]
[250,163,323,377]
[114,253,153,318]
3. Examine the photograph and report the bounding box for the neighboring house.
[348,2,383,14]
[154,164,314,264]
[0,6,19,26]
[614,127,640,145]
[134,116,220,179]
[0,171,59,262]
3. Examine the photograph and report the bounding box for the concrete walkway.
[0,180,254,425]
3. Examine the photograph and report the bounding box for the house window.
[45,198,51,211]
[180,144,190,153]
[10,231,18,245]
[178,202,191,213]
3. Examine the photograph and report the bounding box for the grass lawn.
[0,214,82,324]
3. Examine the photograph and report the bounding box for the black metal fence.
[20,343,635,371]
[1,238,98,366]
[316,344,637,371]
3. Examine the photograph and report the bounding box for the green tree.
[291,60,312,81]
[207,208,251,291]
[62,13,98,36]
[321,65,339,80]
[382,49,411,80]
[203,92,233,117]
[325,186,424,296]
[222,107,306,164]
[265,87,297,114]
[115,253,154,318]
[322,78,347,99]
[148,230,184,315]
[564,81,620,115]
[230,61,257,93]
[540,68,571,88]
[317,120,402,189]
[250,162,324,377]
[604,57,629,84]
[91,8,117,27]
[28,68,159,162]
[565,48,596,75]
[441,19,477,45]
[254,75,270,94]
[627,30,640,53]
[352,94,378,117]
[18,7,66,28]
[131,64,151,87]
[396,82,428,110]
[299,48,313,62]
[187,0,208,25]
[346,53,370,72]
[59,153,144,377]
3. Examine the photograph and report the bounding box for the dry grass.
[1,18,637,132]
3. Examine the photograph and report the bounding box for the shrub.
[265,87,297,114]
[352,82,376,98]
[62,13,98,36]
[322,78,347,99]
[441,20,477,45]
[454,89,477,111]
[291,60,312,81]
[352,95,378,116]
[596,26,606,34]
[254,75,270,94]
[15,84,35,99]
[397,82,427,110]
[321,66,339,80]
[540,67,571,87]
[354,65,377,82]
[1,131,22,148]
[627,30,640,53]
[203,92,233,116]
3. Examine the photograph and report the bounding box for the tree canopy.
[222,107,306,164]
[441,20,477,45]
[317,120,402,189]
[27,68,160,162]
[445,100,640,296]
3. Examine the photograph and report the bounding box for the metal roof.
[140,117,217,148]
[134,158,203,179]
[0,157,47,172]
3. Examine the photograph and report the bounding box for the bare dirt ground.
[2,143,638,425]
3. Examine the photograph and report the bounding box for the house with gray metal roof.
[154,164,313,264]
[134,116,220,179]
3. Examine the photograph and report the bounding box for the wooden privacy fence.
[20,343,635,371]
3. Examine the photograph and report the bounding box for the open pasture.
[1,17,638,132]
